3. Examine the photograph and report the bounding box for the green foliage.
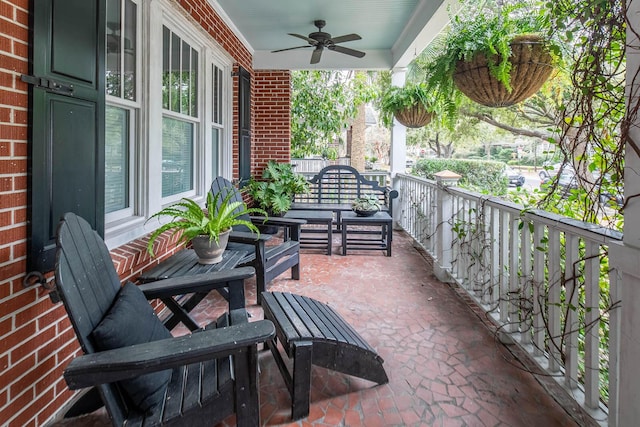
[290,70,375,158]
[146,190,266,257]
[378,83,436,128]
[351,194,381,212]
[413,158,508,194]
[412,0,558,123]
[245,161,310,215]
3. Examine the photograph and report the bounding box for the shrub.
[413,158,508,194]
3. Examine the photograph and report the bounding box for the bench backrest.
[294,165,398,214]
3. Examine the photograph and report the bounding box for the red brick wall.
[0,1,291,425]
[254,70,292,174]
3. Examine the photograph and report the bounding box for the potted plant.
[351,194,381,217]
[424,6,559,108]
[245,160,310,216]
[379,83,435,128]
[146,189,266,264]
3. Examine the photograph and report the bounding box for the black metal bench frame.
[261,291,388,421]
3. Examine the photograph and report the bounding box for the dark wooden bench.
[290,165,398,254]
[291,165,398,224]
[261,291,388,421]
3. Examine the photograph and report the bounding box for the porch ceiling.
[211,0,456,70]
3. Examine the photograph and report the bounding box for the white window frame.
[105,0,142,226]
[105,0,234,249]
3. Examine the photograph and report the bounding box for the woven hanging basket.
[394,104,433,128]
[453,34,554,107]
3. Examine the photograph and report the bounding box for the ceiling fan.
[272,20,365,64]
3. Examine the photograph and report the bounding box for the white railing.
[395,173,622,426]
[291,157,351,173]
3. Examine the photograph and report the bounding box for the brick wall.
[0,0,291,425]
[254,70,292,174]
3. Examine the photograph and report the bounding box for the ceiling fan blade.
[328,45,366,58]
[330,33,361,44]
[271,45,311,53]
[310,47,323,64]
[288,33,318,45]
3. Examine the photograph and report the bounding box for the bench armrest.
[64,320,276,389]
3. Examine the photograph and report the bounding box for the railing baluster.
[564,233,580,389]
[532,223,546,357]
[520,218,532,345]
[547,228,562,373]
[584,240,601,408]
[499,209,510,326]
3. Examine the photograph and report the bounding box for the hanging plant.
[379,83,435,128]
[423,6,560,109]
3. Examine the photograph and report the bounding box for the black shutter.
[238,67,251,185]
[26,0,106,273]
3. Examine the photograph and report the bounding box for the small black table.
[340,211,393,256]
[284,210,333,255]
[138,249,248,331]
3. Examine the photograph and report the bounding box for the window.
[161,26,198,199]
[105,0,138,222]
[211,65,224,178]
[103,0,232,247]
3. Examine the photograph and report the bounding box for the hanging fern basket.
[453,34,554,108]
[393,104,433,128]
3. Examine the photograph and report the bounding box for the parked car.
[545,167,623,208]
[504,167,525,187]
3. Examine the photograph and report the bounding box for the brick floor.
[53,230,589,426]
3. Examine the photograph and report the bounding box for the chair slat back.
[54,212,130,424]
[211,176,252,232]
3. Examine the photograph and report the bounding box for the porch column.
[389,69,407,179]
[609,2,640,425]
[390,69,407,227]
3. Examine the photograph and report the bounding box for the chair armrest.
[137,267,255,299]
[64,320,276,389]
[229,230,271,244]
[250,216,307,227]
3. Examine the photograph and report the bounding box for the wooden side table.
[284,210,333,255]
[138,249,248,330]
[340,211,393,256]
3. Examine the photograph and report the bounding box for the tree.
[290,70,374,159]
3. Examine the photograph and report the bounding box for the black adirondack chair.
[55,212,275,426]
[211,176,305,303]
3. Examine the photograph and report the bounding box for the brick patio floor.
[54,230,591,427]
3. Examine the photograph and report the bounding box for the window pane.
[123,0,136,100]
[190,48,198,117]
[162,26,170,109]
[212,65,222,124]
[181,40,190,115]
[105,106,129,213]
[162,117,193,197]
[106,0,121,97]
[170,33,181,112]
[212,127,219,178]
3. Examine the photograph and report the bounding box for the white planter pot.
[191,229,231,264]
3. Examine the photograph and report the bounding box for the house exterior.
[1,0,640,425]
[0,1,293,424]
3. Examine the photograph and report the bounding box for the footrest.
[261,291,388,420]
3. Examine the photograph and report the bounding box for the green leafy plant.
[245,161,310,215]
[420,3,559,109]
[146,190,266,257]
[379,83,435,128]
[351,194,381,212]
